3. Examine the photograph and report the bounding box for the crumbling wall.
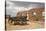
[16,8,44,22]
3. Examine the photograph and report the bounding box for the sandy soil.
[6,19,44,31]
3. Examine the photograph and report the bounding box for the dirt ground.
[6,19,45,31]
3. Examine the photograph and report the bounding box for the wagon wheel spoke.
[8,20,11,23]
[8,20,12,24]
[11,21,15,25]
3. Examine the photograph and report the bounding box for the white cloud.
[6,1,44,17]
[14,7,32,11]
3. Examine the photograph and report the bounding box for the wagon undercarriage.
[8,16,28,25]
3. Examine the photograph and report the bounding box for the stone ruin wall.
[16,8,45,22]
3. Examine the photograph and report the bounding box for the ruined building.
[16,8,45,22]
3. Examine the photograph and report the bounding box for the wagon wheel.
[8,19,12,24]
[11,21,15,25]
[22,21,27,25]
[8,20,15,25]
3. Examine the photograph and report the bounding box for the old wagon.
[8,16,28,25]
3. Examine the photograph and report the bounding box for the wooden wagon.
[8,16,28,25]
